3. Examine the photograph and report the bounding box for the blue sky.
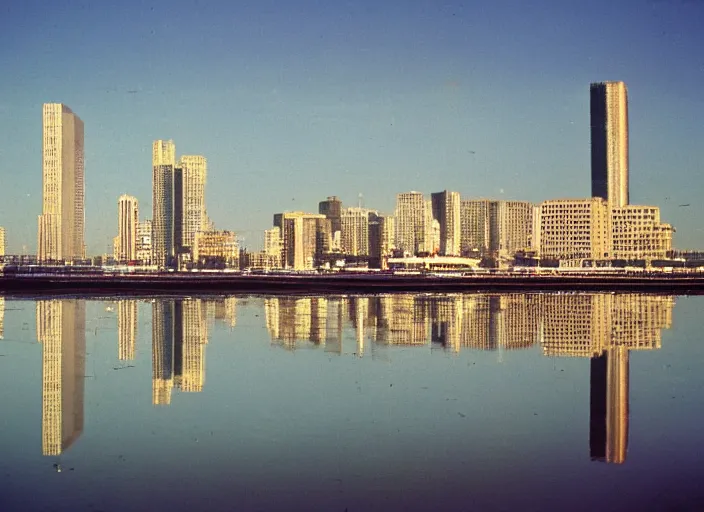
[1,0,703,254]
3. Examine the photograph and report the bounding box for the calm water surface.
[1,293,703,512]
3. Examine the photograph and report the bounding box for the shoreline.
[2,272,704,296]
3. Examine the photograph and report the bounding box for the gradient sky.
[1,0,703,254]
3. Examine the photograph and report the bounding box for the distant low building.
[242,251,281,270]
[193,230,238,268]
[387,256,481,271]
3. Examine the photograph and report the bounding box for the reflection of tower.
[37,300,86,455]
[152,301,175,405]
[178,299,207,393]
[117,300,137,360]
[0,296,4,339]
[590,347,629,464]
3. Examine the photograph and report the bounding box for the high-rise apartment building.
[460,199,490,255]
[591,81,629,207]
[0,226,5,257]
[116,195,139,263]
[431,191,461,256]
[395,192,427,256]
[152,140,176,267]
[610,206,673,260]
[136,219,152,264]
[497,201,533,258]
[341,207,376,256]
[38,104,85,262]
[369,214,395,263]
[273,212,331,270]
[539,198,610,261]
[319,196,342,234]
[179,155,207,249]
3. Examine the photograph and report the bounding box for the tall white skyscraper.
[116,195,139,262]
[179,155,207,249]
[591,81,629,207]
[152,140,177,267]
[395,192,427,256]
[38,103,85,262]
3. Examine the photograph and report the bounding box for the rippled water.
[1,293,703,511]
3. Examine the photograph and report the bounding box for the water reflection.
[28,293,675,466]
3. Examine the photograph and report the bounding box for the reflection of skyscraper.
[178,299,207,393]
[0,296,4,339]
[37,300,86,455]
[152,300,175,405]
[117,300,137,360]
[590,347,629,464]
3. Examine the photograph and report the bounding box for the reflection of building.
[0,297,4,339]
[38,103,85,262]
[118,300,137,360]
[152,299,210,404]
[36,300,86,455]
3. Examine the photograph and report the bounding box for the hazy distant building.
[38,103,85,262]
[0,226,5,257]
[117,300,137,360]
[395,192,428,255]
[179,155,207,250]
[319,196,342,235]
[460,199,490,255]
[152,140,178,268]
[539,198,610,261]
[192,230,238,267]
[431,191,461,256]
[37,299,85,455]
[498,201,533,259]
[116,195,139,263]
[591,81,629,207]
[610,205,673,260]
[341,207,376,256]
[273,212,331,270]
[136,219,152,264]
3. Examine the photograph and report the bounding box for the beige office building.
[273,212,331,270]
[341,207,375,256]
[116,195,139,262]
[192,230,238,267]
[38,103,85,262]
[498,201,533,258]
[591,81,629,208]
[264,226,283,267]
[152,140,176,267]
[610,206,673,260]
[395,192,427,256]
[179,155,207,249]
[136,219,152,264]
[539,198,610,261]
[431,191,461,256]
[460,199,490,255]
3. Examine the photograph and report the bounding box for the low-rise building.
[193,230,238,267]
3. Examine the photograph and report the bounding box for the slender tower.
[590,81,629,207]
[38,104,85,262]
[116,195,139,263]
[152,140,176,268]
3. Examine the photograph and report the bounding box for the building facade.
[152,140,177,267]
[179,155,207,250]
[136,219,152,264]
[610,206,673,260]
[319,196,342,235]
[498,201,533,259]
[341,207,375,256]
[395,192,427,256]
[38,103,85,262]
[192,230,238,267]
[431,190,461,256]
[116,195,139,263]
[539,198,610,261]
[0,226,5,257]
[273,212,331,270]
[591,81,629,208]
[460,199,490,255]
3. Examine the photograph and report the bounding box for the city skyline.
[1,1,703,255]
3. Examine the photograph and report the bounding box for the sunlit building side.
[152,140,177,268]
[38,103,85,262]
[192,230,238,267]
[395,192,428,256]
[273,212,331,270]
[179,155,207,250]
[116,195,139,263]
[37,300,85,455]
[0,226,5,257]
[341,207,375,256]
[610,206,673,260]
[539,198,610,262]
[431,191,461,256]
[497,201,533,260]
[136,219,153,265]
[591,81,629,208]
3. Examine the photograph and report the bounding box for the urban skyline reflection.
[30,293,674,465]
